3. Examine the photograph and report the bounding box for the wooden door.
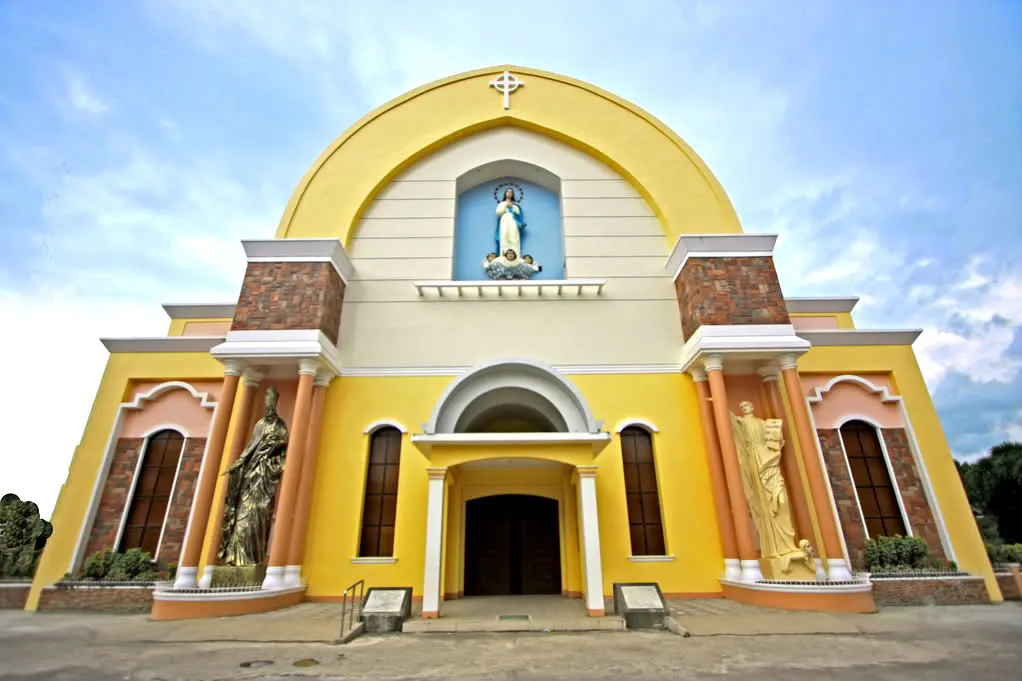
[519,496,562,594]
[464,496,512,596]
[464,495,562,596]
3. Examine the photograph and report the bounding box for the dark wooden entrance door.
[464,495,561,596]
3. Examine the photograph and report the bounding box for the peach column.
[198,367,264,588]
[778,353,854,581]
[173,360,243,589]
[284,372,333,587]
[262,359,319,590]
[703,354,762,582]
[758,367,815,547]
[689,367,741,581]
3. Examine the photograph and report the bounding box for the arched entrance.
[464,494,561,596]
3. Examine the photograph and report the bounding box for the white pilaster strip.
[576,466,605,614]
[421,468,448,615]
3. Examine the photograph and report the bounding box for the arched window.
[119,429,184,555]
[839,420,908,538]
[620,426,666,556]
[358,427,402,557]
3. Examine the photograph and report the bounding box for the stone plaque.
[363,589,407,614]
[620,585,665,611]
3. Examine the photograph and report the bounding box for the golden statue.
[218,386,289,567]
[730,401,816,579]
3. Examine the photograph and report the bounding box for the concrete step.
[402,615,626,633]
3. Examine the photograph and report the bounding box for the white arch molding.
[424,357,600,434]
[803,373,955,564]
[70,381,219,575]
[364,419,409,435]
[614,418,659,434]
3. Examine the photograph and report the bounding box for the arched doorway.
[464,494,561,596]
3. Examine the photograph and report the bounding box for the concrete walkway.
[0,603,1020,680]
[404,595,625,632]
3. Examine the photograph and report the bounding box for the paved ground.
[1,602,1020,680]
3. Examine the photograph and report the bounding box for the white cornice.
[679,324,811,372]
[785,297,859,314]
[413,279,606,298]
[665,233,778,280]
[100,336,225,354]
[210,329,342,377]
[411,432,612,456]
[242,238,353,284]
[161,303,236,320]
[337,363,683,377]
[797,329,922,346]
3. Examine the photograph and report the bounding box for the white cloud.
[63,71,109,115]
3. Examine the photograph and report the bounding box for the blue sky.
[1,1,1020,516]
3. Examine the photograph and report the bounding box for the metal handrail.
[339,579,365,640]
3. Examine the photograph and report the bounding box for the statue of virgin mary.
[495,186,525,259]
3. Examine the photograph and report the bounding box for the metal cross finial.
[489,70,523,110]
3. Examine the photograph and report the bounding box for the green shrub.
[988,543,1022,564]
[864,535,931,571]
[166,561,177,580]
[78,549,158,581]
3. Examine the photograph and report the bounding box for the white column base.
[173,566,198,590]
[723,558,743,581]
[197,565,214,589]
[740,559,763,583]
[283,565,303,587]
[262,565,286,590]
[826,558,854,581]
[815,559,828,581]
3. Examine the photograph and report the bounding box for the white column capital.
[426,466,449,481]
[575,465,598,479]
[778,353,799,371]
[242,368,265,387]
[297,358,321,377]
[222,359,245,377]
[688,367,708,383]
[757,365,779,383]
[314,370,335,387]
[702,353,725,373]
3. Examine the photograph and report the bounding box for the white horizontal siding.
[565,235,667,258]
[561,179,639,199]
[342,277,678,303]
[566,255,667,278]
[353,218,453,239]
[562,197,654,218]
[361,198,455,220]
[349,236,453,259]
[563,216,663,237]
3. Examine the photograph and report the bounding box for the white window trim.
[805,374,955,562]
[614,418,659,433]
[112,426,189,562]
[834,416,914,542]
[363,419,408,434]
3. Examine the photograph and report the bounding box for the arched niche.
[454,160,564,280]
[426,358,599,434]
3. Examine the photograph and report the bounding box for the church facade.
[25,67,1001,619]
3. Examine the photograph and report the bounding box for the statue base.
[210,564,266,588]
[759,552,818,581]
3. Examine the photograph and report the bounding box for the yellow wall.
[26,351,227,610]
[276,66,741,247]
[789,312,856,329]
[167,317,232,336]
[301,372,724,599]
[799,344,1001,600]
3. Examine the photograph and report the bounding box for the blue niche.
[453,177,564,281]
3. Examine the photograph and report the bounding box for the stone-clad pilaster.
[232,262,345,344]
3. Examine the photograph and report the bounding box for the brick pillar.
[262,359,319,590]
[173,360,243,589]
[689,367,740,580]
[198,367,263,588]
[704,354,762,582]
[284,372,333,587]
[779,353,853,581]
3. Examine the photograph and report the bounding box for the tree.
[0,493,53,579]
[957,442,1022,544]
